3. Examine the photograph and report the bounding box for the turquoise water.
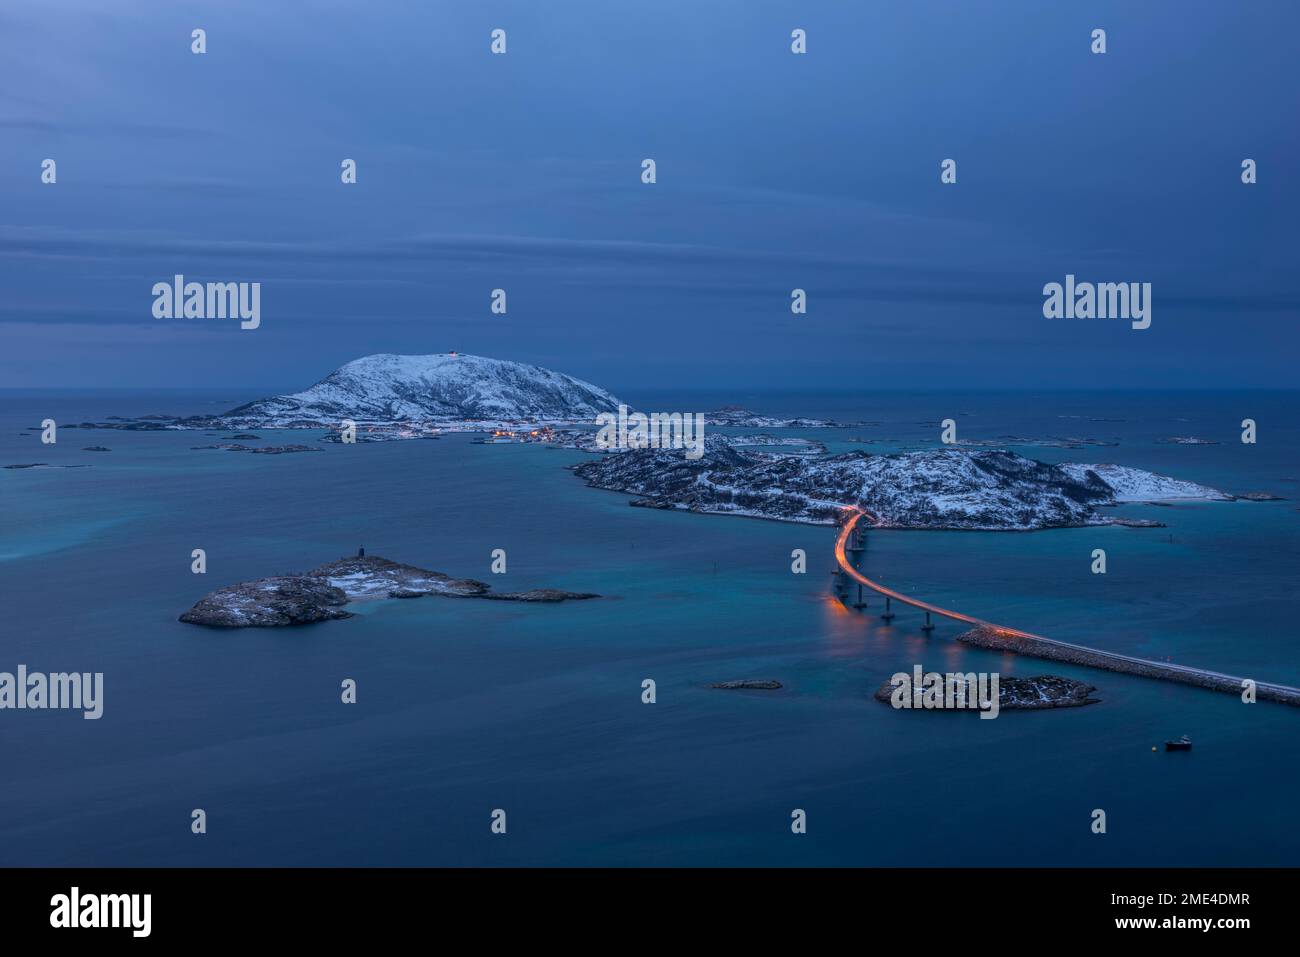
[0,390,1297,865]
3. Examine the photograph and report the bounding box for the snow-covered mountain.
[572,441,1228,529]
[224,353,621,425]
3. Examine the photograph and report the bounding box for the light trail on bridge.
[833,509,1300,702]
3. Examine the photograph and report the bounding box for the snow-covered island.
[60,352,1239,532]
[571,437,1230,530]
[704,406,867,429]
[223,353,620,427]
[74,353,623,433]
[871,674,1100,710]
[547,428,825,456]
[66,357,876,436]
[179,554,598,628]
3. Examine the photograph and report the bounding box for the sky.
[1,0,1297,393]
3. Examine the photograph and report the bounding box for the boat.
[1164,735,1192,751]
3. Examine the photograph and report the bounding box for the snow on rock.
[179,554,599,628]
[704,406,862,428]
[573,441,1230,530]
[1060,463,1231,501]
[223,353,621,426]
[306,556,491,599]
[178,576,354,627]
[871,671,1099,709]
[574,440,1119,529]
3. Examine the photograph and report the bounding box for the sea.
[0,389,1296,866]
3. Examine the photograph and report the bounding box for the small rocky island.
[872,674,1099,710]
[3,463,89,470]
[190,443,322,455]
[180,554,598,627]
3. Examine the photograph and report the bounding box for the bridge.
[833,509,1300,707]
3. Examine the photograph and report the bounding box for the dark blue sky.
[1,0,1296,391]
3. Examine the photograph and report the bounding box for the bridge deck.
[833,510,1300,706]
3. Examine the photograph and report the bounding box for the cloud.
[0,116,218,139]
[0,225,1295,328]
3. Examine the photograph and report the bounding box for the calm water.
[1,390,1297,866]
